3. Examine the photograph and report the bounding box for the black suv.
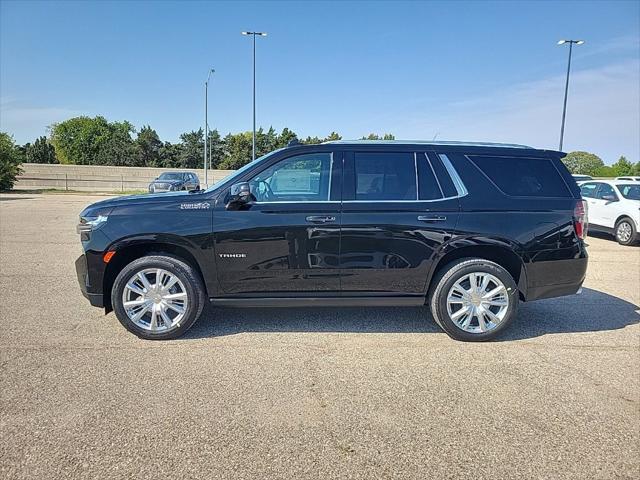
[75,141,588,341]
[148,172,200,193]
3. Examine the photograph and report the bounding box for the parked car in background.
[572,174,593,183]
[579,180,640,245]
[615,176,640,182]
[76,140,588,342]
[149,172,200,193]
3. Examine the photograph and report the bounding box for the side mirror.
[227,182,253,209]
[602,194,618,202]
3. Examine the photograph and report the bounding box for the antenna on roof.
[432,132,439,141]
[288,138,300,147]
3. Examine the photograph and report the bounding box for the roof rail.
[321,140,533,149]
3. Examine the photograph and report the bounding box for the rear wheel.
[429,258,519,341]
[614,218,637,246]
[111,255,205,340]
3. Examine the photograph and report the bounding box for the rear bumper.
[525,278,585,301]
[524,243,588,301]
[75,254,104,308]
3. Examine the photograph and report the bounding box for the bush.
[0,132,23,191]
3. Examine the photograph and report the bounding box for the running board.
[210,296,425,308]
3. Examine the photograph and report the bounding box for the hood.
[80,190,208,217]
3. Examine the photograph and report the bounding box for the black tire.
[429,258,519,342]
[614,218,637,246]
[111,255,206,340]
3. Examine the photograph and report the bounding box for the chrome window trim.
[438,153,468,197]
[250,200,341,204]
[327,152,333,200]
[414,153,419,201]
[343,196,460,204]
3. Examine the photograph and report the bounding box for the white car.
[579,180,640,245]
[615,176,640,182]
[572,174,593,183]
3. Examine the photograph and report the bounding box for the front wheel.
[429,258,519,341]
[615,218,637,246]
[111,255,206,340]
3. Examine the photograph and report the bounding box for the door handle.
[306,215,336,223]
[417,215,447,222]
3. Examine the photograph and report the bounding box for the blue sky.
[1,0,638,163]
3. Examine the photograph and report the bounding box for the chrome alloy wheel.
[446,272,509,334]
[617,222,632,243]
[122,268,188,332]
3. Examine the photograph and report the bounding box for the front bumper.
[75,254,104,307]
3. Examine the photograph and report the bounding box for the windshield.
[158,173,183,181]
[617,184,640,200]
[205,148,286,192]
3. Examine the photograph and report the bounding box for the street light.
[557,39,584,151]
[242,31,267,162]
[204,68,214,187]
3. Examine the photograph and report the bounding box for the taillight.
[574,199,588,240]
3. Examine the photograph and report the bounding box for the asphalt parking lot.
[0,192,638,480]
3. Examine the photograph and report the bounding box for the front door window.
[250,153,332,202]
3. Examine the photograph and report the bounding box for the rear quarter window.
[468,155,571,198]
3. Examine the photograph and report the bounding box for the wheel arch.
[102,239,208,312]
[614,214,636,229]
[427,241,527,300]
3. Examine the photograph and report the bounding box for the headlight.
[77,207,113,238]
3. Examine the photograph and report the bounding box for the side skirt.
[210,296,425,308]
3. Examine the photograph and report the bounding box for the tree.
[255,127,279,157]
[50,116,137,166]
[205,129,225,169]
[276,128,298,148]
[220,131,253,169]
[135,126,162,167]
[94,121,137,166]
[0,133,23,191]
[361,133,395,140]
[633,161,640,176]
[611,156,634,176]
[25,136,57,164]
[178,129,204,168]
[561,151,604,176]
[323,132,342,142]
[593,166,616,177]
[158,142,182,168]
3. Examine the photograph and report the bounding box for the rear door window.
[580,182,599,198]
[468,155,571,197]
[353,152,417,201]
[595,183,618,200]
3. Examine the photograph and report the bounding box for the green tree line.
[561,151,640,177]
[2,115,638,191]
[8,115,397,171]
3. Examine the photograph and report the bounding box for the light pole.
[557,39,584,151]
[242,31,267,162]
[204,68,214,187]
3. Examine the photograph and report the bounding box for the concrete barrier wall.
[14,163,236,192]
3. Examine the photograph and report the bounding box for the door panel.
[340,202,459,294]
[339,151,459,295]
[213,203,341,294]
[212,151,341,295]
